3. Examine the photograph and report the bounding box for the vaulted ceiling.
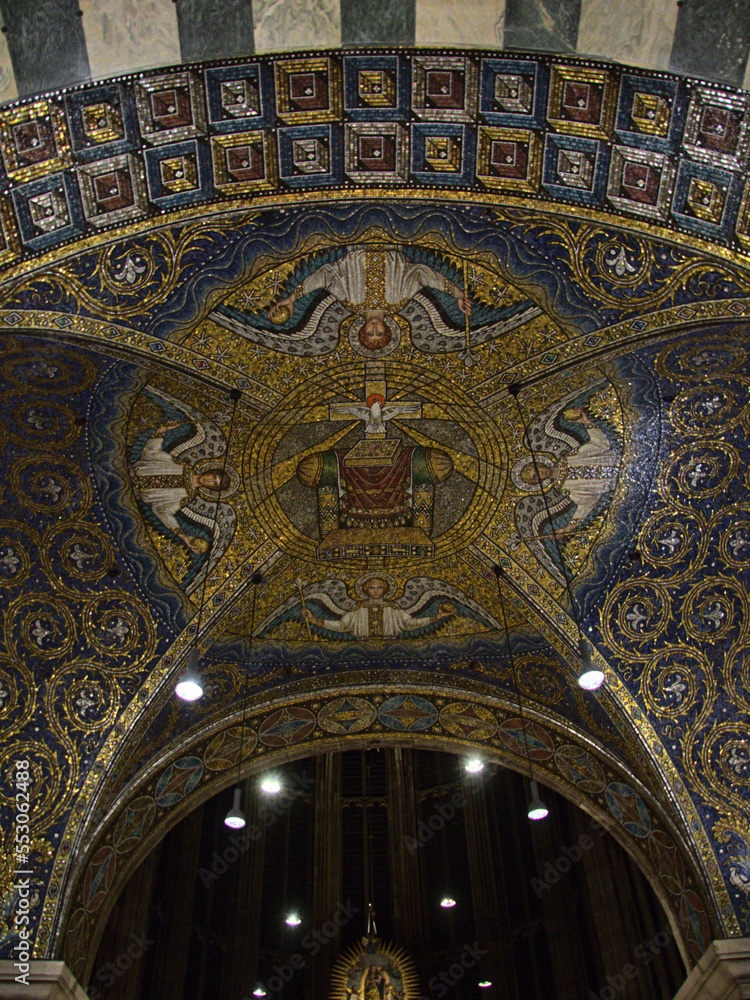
[1,0,750,988]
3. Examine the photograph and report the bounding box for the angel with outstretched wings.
[129,385,238,593]
[211,245,540,360]
[512,387,622,583]
[255,573,500,642]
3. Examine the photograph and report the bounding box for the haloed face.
[359,318,391,351]
[363,578,388,600]
[521,464,552,486]
[197,471,222,489]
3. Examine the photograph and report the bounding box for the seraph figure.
[211,245,541,359]
[129,385,238,594]
[512,386,622,584]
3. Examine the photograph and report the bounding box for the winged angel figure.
[211,245,541,360]
[511,387,622,584]
[129,386,239,594]
[255,573,500,642]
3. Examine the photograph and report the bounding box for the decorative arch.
[60,675,716,982]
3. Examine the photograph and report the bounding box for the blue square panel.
[410,123,476,186]
[65,84,139,162]
[12,171,86,251]
[343,54,410,121]
[144,140,213,208]
[278,124,343,188]
[205,62,275,132]
[479,57,547,128]
[615,74,687,154]
[671,159,743,241]
[542,134,609,205]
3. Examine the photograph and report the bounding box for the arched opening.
[89,747,686,1000]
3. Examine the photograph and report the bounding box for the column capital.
[0,961,89,1000]
[673,939,750,1000]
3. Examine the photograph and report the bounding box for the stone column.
[386,748,424,956]
[461,770,513,995]
[673,939,750,999]
[309,753,342,1000]
[149,805,203,997]
[225,776,267,1000]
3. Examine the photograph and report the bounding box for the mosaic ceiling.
[0,46,749,984]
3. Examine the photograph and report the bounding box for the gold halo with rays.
[329,936,421,1000]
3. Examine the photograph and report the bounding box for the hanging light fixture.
[440,897,457,908]
[174,646,203,702]
[223,570,264,830]
[176,387,242,701]
[493,565,548,823]
[224,787,246,830]
[527,780,549,822]
[253,986,267,997]
[577,634,604,690]
[507,383,604,691]
[285,912,302,927]
[464,757,484,774]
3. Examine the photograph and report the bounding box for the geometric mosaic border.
[2,50,750,270]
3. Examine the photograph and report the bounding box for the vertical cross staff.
[296,577,313,641]
[459,258,478,368]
